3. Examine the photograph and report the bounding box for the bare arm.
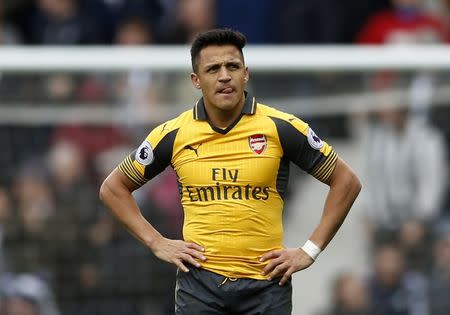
[99,168,206,272]
[261,157,362,284]
[308,157,362,249]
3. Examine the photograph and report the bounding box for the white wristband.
[301,240,321,260]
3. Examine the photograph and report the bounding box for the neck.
[205,94,246,129]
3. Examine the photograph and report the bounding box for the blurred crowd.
[319,73,450,315]
[0,0,450,315]
[1,0,450,45]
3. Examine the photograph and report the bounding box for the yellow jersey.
[118,92,337,279]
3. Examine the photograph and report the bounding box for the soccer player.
[99,28,361,314]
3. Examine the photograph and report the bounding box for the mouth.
[217,87,234,95]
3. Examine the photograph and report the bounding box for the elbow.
[329,162,362,196]
[99,171,133,205]
[332,166,362,198]
[99,178,111,203]
[349,171,362,198]
[352,174,362,196]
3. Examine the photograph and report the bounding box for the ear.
[244,66,249,84]
[190,73,201,89]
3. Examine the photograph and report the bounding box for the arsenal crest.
[248,134,267,155]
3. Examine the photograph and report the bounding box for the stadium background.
[1,0,450,315]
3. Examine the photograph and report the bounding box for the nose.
[218,66,231,82]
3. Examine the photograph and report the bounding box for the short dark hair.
[190,28,247,73]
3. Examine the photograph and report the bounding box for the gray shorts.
[175,266,292,315]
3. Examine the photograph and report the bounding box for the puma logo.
[184,143,202,156]
[160,123,168,134]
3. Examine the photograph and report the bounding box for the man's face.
[191,44,249,113]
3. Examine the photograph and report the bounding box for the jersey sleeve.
[271,116,338,183]
[118,125,179,187]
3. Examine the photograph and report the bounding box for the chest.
[172,122,283,186]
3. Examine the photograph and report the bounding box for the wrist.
[146,233,164,251]
[301,240,322,260]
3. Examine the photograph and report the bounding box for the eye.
[228,63,240,70]
[207,65,219,73]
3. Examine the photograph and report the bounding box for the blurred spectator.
[421,0,450,15]
[115,16,154,44]
[0,2,21,45]
[284,0,392,44]
[43,73,78,104]
[89,134,181,315]
[46,140,95,223]
[398,220,433,273]
[0,186,13,273]
[113,16,168,135]
[18,0,112,44]
[1,273,60,315]
[70,203,176,315]
[0,0,25,118]
[12,0,113,105]
[100,0,163,41]
[94,145,133,182]
[4,295,40,315]
[160,0,215,105]
[44,141,98,310]
[66,212,143,315]
[146,169,184,238]
[279,0,341,43]
[0,125,53,188]
[356,0,449,44]
[164,0,215,44]
[367,244,429,315]
[215,0,280,43]
[3,161,55,276]
[429,231,450,315]
[339,0,391,43]
[320,272,378,315]
[364,74,448,246]
[51,123,128,165]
